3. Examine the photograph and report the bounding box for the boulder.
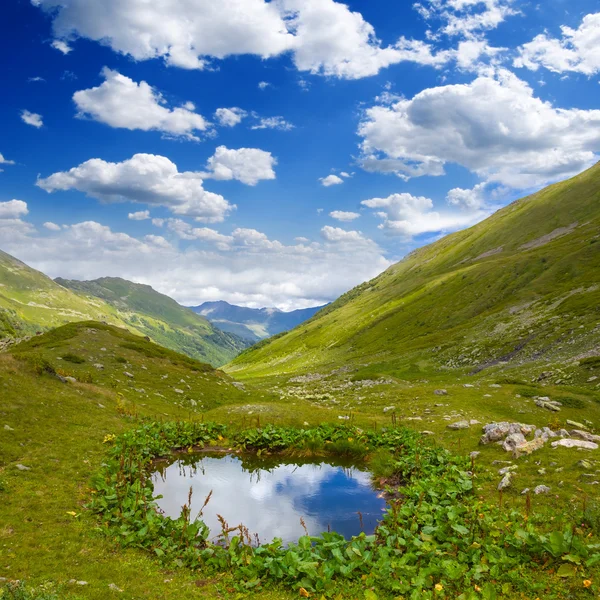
[502,432,527,452]
[498,472,513,490]
[534,485,551,495]
[434,389,448,396]
[570,430,600,443]
[551,439,598,450]
[513,437,545,458]
[447,420,470,430]
[567,420,589,431]
[534,398,561,412]
[382,406,396,413]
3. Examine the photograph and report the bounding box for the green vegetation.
[0,252,248,366]
[228,162,600,385]
[91,421,599,598]
[3,166,600,598]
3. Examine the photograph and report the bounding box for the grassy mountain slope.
[0,250,131,338]
[0,321,289,600]
[56,277,249,366]
[190,300,326,342]
[228,162,600,383]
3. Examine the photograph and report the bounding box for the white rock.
[551,439,598,450]
[534,485,551,494]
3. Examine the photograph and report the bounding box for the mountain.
[0,249,130,338]
[190,300,326,342]
[54,277,250,366]
[0,250,247,366]
[228,162,600,385]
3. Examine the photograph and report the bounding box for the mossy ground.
[1,322,600,598]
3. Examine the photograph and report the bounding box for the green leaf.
[556,563,577,578]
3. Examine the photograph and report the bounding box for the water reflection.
[152,454,386,545]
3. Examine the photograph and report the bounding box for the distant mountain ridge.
[55,277,250,366]
[190,300,326,342]
[0,251,249,366]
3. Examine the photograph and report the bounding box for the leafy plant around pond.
[89,422,600,599]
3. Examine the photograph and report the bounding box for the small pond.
[152,454,387,545]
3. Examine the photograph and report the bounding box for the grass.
[1,321,600,598]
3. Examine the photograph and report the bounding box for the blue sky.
[1,0,599,309]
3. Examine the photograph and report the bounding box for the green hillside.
[0,250,131,339]
[0,250,248,366]
[228,162,600,384]
[56,277,249,366]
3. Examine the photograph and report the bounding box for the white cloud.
[2,217,389,310]
[295,236,310,243]
[32,0,460,80]
[258,81,271,90]
[320,225,371,245]
[128,210,150,221]
[358,69,600,188]
[201,146,276,186]
[446,183,487,210]
[361,192,487,238]
[36,153,235,223]
[514,13,600,76]
[414,0,519,38]
[319,174,344,187]
[214,107,247,127]
[250,116,294,131]
[43,222,62,231]
[21,110,43,128]
[51,39,72,54]
[0,153,15,166]
[329,210,360,222]
[73,68,210,140]
[0,200,28,219]
[28,76,46,83]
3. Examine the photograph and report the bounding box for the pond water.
[152,454,387,545]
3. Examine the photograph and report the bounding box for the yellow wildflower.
[66,511,77,517]
[583,580,592,588]
[434,583,443,592]
[102,434,116,444]
[299,587,310,597]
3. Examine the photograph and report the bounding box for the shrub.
[557,395,586,409]
[61,353,85,364]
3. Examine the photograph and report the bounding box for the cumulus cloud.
[36,153,235,223]
[0,153,15,167]
[414,0,519,38]
[446,183,488,210]
[214,107,247,127]
[320,226,372,245]
[201,146,277,186]
[361,192,487,238]
[250,116,294,131]
[21,110,43,128]
[319,174,344,187]
[51,39,72,54]
[258,81,271,90]
[128,210,150,221]
[43,222,62,231]
[358,69,600,188]
[32,0,461,79]
[0,200,29,219]
[514,13,600,75]
[2,217,389,310]
[329,211,360,222]
[0,201,34,241]
[73,68,210,140]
